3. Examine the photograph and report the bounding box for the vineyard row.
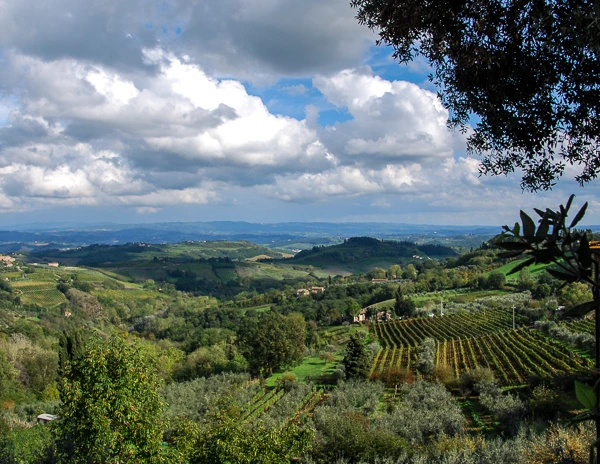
[374,310,524,348]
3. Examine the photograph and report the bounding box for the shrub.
[54,335,165,463]
[381,367,414,386]
[529,384,570,421]
[382,381,464,444]
[319,351,336,362]
[331,368,346,383]
[366,342,381,360]
[312,408,408,462]
[417,338,436,375]
[275,372,298,392]
[525,423,593,464]
[192,416,314,464]
[475,380,501,396]
[480,390,526,435]
[163,372,253,423]
[459,368,496,393]
[430,364,455,386]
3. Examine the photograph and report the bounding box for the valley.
[0,231,599,463]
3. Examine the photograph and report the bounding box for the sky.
[0,0,598,228]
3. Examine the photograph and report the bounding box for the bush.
[319,351,336,362]
[54,335,166,463]
[379,367,415,386]
[486,272,506,290]
[331,368,346,383]
[0,420,54,464]
[475,380,501,396]
[525,423,593,464]
[275,372,298,392]
[534,320,596,353]
[417,338,435,375]
[459,368,496,393]
[480,390,526,435]
[312,408,408,462]
[529,384,570,421]
[382,381,464,444]
[366,342,381,361]
[325,381,384,414]
[163,373,253,423]
[191,416,314,464]
[430,364,455,386]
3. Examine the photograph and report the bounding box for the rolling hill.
[287,237,457,273]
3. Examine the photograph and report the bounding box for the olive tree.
[54,334,166,463]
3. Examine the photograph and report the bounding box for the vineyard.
[241,386,324,423]
[373,310,525,347]
[565,319,595,336]
[17,288,67,306]
[92,288,167,303]
[371,311,592,386]
[11,280,67,306]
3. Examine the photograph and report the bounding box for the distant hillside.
[0,221,514,253]
[289,236,457,271]
[30,241,285,266]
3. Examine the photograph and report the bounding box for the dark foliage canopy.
[342,334,371,379]
[352,0,600,190]
[237,312,306,376]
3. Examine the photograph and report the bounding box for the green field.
[490,258,552,280]
[92,288,166,303]
[267,325,368,386]
[236,262,314,281]
[17,288,67,306]
[267,355,342,386]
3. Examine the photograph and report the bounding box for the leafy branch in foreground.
[497,194,600,463]
[495,194,597,317]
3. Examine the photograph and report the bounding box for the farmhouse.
[371,278,388,283]
[310,286,325,294]
[353,308,392,323]
[47,262,59,268]
[0,255,15,266]
[353,308,368,323]
[296,288,310,297]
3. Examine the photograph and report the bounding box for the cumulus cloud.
[175,0,374,79]
[3,25,576,223]
[0,50,337,212]
[263,163,426,202]
[314,68,455,165]
[0,47,493,214]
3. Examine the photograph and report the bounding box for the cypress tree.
[342,334,370,380]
